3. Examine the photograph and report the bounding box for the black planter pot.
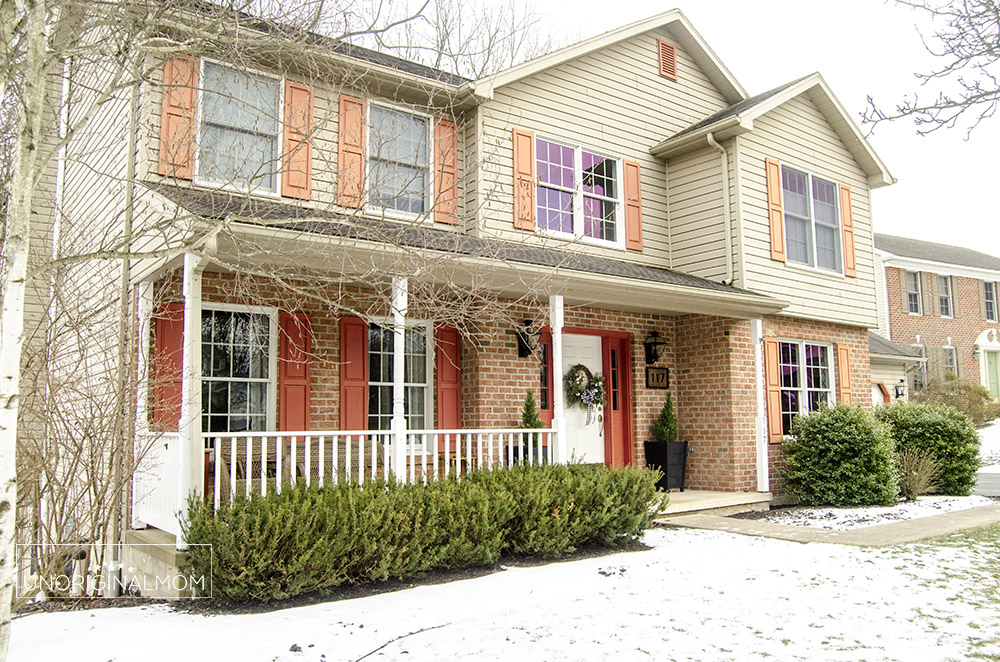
[643,440,688,492]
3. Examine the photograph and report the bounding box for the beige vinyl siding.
[667,145,733,281]
[871,359,907,403]
[737,93,876,327]
[478,26,730,266]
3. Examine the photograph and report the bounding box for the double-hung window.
[938,275,953,317]
[536,137,623,246]
[198,61,281,194]
[778,341,834,435]
[367,323,432,432]
[201,308,275,433]
[911,344,926,392]
[985,281,998,322]
[781,166,842,272]
[368,105,430,215]
[942,345,958,377]
[906,271,922,314]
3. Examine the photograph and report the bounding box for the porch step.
[123,528,188,598]
[653,490,771,521]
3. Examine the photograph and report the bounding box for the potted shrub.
[644,393,688,491]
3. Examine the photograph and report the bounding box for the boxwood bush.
[782,404,898,506]
[875,401,981,496]
[182,463,658,602]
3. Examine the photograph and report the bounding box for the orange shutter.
[282,82,314,200]
[158,55,198,179]
[338,95,366,208]
[538,330,553,427]
[434,119,458,224]
[152,303,184,431]
[339,316,368,430]
[279,312,311,432]
[764,158,786,262]
[623,159,644,251]
[512,128,536,230]
[839,184,857,277]
[435,326,462,438]
[657,40,677,80]
[763,338,784,444]
[836,344,852,404]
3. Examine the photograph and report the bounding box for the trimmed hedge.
[182,463,658,602]
[876,401,981,496]
[782,404,898,506]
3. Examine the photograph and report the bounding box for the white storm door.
[561,333,604,464]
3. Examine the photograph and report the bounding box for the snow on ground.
[745,495,994,530]
[979,419,1000,472]
[11,527,999,662]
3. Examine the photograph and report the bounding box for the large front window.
[536,138,622,245]
[368,105,429,214]
[778,341,834,435]
[201,309,273,433]
[199,62,280,193]
[368,324,431,431]
[781,166,842,272]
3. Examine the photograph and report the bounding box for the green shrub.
[183,463,658,602]
[782,404,898,506]
[876,401,981,495]
[913,374,1000,426]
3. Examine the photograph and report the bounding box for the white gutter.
[706,132,733,284]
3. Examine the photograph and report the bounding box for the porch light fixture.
[973,344,982,359]
[894,379,907,399]
[516,320,540,358]
[643,330,667,365]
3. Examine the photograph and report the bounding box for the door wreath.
[564,364,606,424]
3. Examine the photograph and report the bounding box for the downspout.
[706,133,733,285]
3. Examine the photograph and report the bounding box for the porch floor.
[655,490,772,519]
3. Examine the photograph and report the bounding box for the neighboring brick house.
[29,8,895,547]
[875,234,1000,399]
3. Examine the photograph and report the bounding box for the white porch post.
[391,277,409,480]
[549,295,567,464]
[132,281,153,529]
[177,253,205,549]
[752,317,769,492]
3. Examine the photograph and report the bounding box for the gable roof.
[869,331,921,359]
[651,73,895,189]
[875,234,1000,272]
[471,9,746,103]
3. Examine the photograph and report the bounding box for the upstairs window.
[906,271,922,314]
[985,281,998,322]
[781,166,842,273]
[938,275,953,317]
[368,105,430,215]
[778,341,833,435]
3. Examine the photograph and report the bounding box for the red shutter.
[765,158,786,262]
[339,316,368,430]
[512,128,536,230]
[836,344,852,404]
[338,95,366,208]
[434,119,458,224]
[623,159,644,251]
[279,312,311,432]
[282,81,314,200]
[158,55,198,179]
[435,326,462,434]
[839,184,857,277]
[152,302,184,431]
[657,40,677,80]
[539,330,553,427]
[763,338,784,444]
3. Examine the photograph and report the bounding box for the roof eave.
[650,117,755,158]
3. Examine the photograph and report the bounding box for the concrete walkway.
[655,502,1000,547]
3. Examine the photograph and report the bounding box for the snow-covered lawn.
[11,526,1000,662]
[980,419,1000,471]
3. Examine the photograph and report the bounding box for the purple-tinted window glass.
[581,152,617,241]
[536,139,575,233]
[538,187,572,233]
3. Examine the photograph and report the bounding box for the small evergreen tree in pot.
[644,393,687,491]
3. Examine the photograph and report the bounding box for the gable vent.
[658,40,677,80]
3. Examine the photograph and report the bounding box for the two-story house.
[29,7,895,559]
[874,234,1000,398]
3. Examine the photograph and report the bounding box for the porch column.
[752,317,769,492]
[549,295,567,464]
[391,276,408,479]
[132,280,153,529]
[177,253,205,550]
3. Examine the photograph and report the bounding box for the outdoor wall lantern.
[894,379,907,399]
[973,344,982,360]
[516,320,540,358]
[644,330,667,365]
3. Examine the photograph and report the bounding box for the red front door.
[602,334,632,467]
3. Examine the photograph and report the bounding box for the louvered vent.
[658,40,677,80]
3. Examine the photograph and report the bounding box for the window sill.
[782,260,846,281]
[193,176,282,200]
[536,227,626,251]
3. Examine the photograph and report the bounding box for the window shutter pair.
[763,158,856,277]
[158,56,314,199]
[338,317,462,432]
[510,128,643,250]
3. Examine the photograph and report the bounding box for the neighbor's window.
[781,166,842,272]
[938,275,953,317]
[536,137,622,245]
[368,105,430,214]
[911,344,926,392]
[201,309,272,433]
[942,345,958,377]
[199,62,281,193]
[778,341,833,434]
[985,281,998,322]
[906,271,922,314]
[367,323,431,432]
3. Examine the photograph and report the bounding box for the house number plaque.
[645,367,669,389]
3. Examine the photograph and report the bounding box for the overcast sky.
[535,0,999,252]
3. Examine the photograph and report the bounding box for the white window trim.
[193,58,285,199]
[942,343,958,376]
[985,281,998,322]
[777,338,836,435]
[938,274,954,318]
[200,302,279,433]
[367,318,435,450]
[780,164,844,276]
[534,133,626,250]
[906,270,923,316]
[911,343,927,391]
[364,100,435,224]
